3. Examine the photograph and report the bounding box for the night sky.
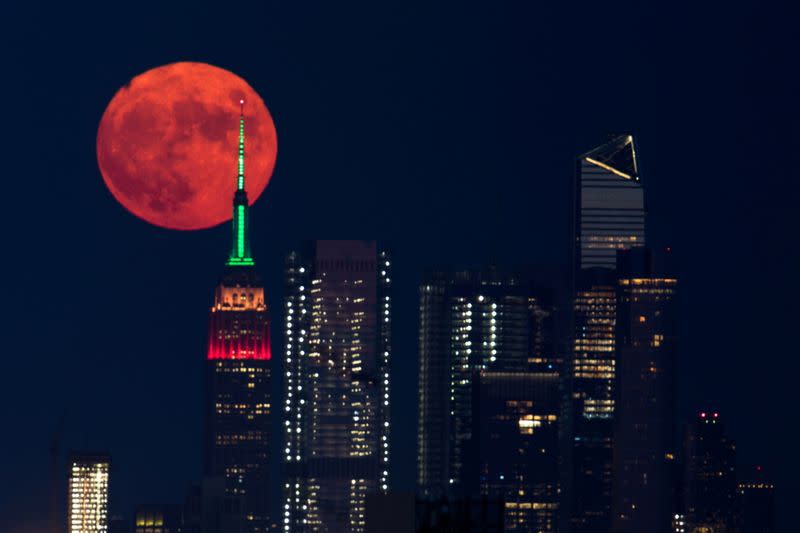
[2,1,797,531]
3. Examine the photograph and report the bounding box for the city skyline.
[3,1,795,532]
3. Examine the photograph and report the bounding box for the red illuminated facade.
[204,104,272,533]
[207,280,271,361]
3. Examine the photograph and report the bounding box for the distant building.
[416,269,558,501]
[612,248,678,533]
[365,493,416,533]
[109,515,130,533]
[473,371,560,531]
[204,105,272,532]
[416,497,505,533]
[738,466,775,533]
[183,477,246,533]
[283,241,392,532]
[683,412,737,533]
[364,494,504,533]
[133,505,182,533]
[565,135,645,532]
[68,452,110,533]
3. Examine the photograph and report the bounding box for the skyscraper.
[68,452,110,533]
[574,134,645,271]
[612,248,678,533]
[566,135,645,532]
[204,102,272,532]
[683,412,737,533]
[283,240,391,532]
[473,371,560,531]
[416,270,558,501]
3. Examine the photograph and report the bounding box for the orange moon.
[97,62,277,230]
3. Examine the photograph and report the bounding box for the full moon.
[97,62,277,230]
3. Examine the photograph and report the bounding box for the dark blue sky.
[2,1,797,531]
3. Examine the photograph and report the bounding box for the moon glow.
[97,62,277,230]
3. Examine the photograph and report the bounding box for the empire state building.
[205,101,272,532]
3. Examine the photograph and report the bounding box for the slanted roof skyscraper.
[574,134,645,272]
[565,135,646,533]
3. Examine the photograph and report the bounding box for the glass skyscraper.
[416,270,558,507]
[575,134,645,271]
[566,135,645,532]
[283,240,391,533]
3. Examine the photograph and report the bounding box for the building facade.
[612,248,678,533]
[68,452,111,533]
[204,104,272,532]
[566,134,645,532]
[683,412,737,533]
[416,270,558,503]
[283,240,391,532]
[474,371,560,531]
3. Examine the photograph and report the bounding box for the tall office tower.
[68,453,111,533]
[565,135,645,532]
[472,371,560,531]
[737,466,775,533]
[417,270,558,500]
[683,412,737,533]
[283,241,391,533]
[612,248,678,533]
[575,134,645,271]
[204,103,272,532]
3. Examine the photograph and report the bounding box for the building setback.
[204,103,272,532]
[283,240,391,532]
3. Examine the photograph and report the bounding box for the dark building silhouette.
[365,493,416,533]
[183,477,247,533]
[612,248,678,533]
[683,412,737,533]
[417,270,558,502]
[473,371,560,531]
[565,135,645,532]
[738,466,775,533]
[109,516,130,533]
[133,504,182,533]
[364,494,505,533]
[283,241,392,532]
[416,497,505,533]
[204,105,272,532]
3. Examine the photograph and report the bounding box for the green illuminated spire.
[227,100,254,267]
